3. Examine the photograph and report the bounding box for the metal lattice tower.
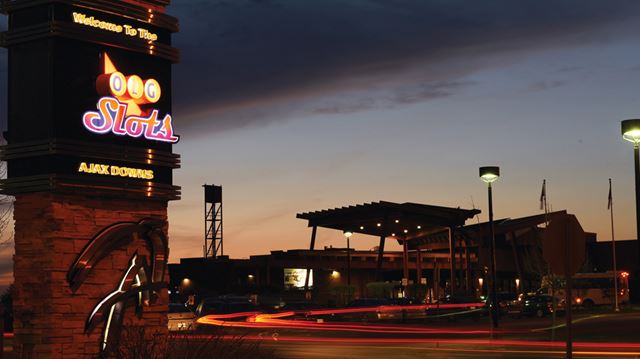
[203,184,223,259]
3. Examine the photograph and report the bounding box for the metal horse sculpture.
[67,218,168,356]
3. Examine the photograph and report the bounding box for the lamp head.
[622,119,640,144]
[343,230,353,238]
[479,166,500,183]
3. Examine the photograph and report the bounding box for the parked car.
[439,295,483,305]
[495,292,518,314]
[377,298,427,321]
[428,295,486,320]
[279,301,325,312]
[390,297,421,306]
[195,296,258,317]
[346,298,393,308]
[507,293,555,318]
[168,303,197,331]
[339,298,393,321]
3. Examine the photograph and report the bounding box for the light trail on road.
[194,305,640,357]
[271,343,640,358]
[196,303,507,334]
[179,334,640,357]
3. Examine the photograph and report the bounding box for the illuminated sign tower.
[1,0,179,356]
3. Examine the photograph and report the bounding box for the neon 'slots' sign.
[83,53,179,143]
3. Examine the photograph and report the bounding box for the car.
[336,298,393,321]
[389,297,420,306]
[195,296,259,317]
[168,303,197,331]
[489,292,518,314]
[507,293,555,318]
[496,292,517,308]
[376,298,427,321]
[346,298,393,308]
[279,301,325,311]
[428,295,486,320]
[439,295,483,305]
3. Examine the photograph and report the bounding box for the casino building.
[170,201,607,307]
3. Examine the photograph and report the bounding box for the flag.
[608,178,613,210]
[539,179,546,210]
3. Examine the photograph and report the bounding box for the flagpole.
[541,179,557,341]
[541,179,549,225]
[609,178,619,312]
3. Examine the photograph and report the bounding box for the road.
[198,308,640,358]
[269,342,634,359]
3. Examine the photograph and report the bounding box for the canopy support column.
[449,227,456,296]
[416,248,423,299]
[402,238,409,289]
[434,259,440,302]
[376,234,386,281]
[304,225,317,291]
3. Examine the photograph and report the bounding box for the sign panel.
[284,268,313,289]
[1,2,180,199]
[83,53,179,143]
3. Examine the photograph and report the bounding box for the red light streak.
[180,333,640,354]
[304,302,485,316]
[196,304,511,335]
[193,304,640,355]
[203,311,261,320]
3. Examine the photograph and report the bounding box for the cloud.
[312,80,474,115]
[392,81,473,105]
[167,0,640,133]
[553,66,583,74]
[1,1,639,135]
[527,80,566,92]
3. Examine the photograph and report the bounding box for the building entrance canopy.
[296,201,480,286]
[296,201,480,240]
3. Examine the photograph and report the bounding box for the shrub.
[114,326,278,359]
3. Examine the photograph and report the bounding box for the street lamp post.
[344,230,353,304]
[621,119,640,264]
[480,166,500,329]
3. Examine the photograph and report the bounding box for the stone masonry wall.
[13,192,169,358]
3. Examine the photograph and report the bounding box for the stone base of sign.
[12,192,169,358]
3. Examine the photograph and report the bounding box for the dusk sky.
[3,1,640,275]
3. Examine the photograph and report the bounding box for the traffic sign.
[543,213,586,276]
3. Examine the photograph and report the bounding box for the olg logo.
[95,53,161,106]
